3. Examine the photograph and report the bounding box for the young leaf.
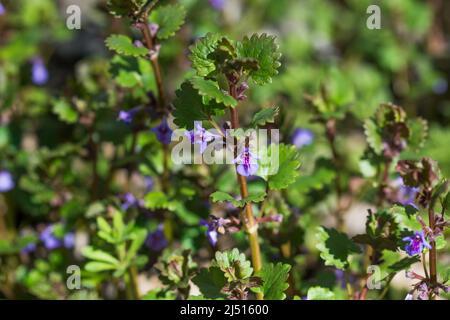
[85,261,117,273]
[105,35,148,57]
[258,144,301,190]
[53,99,78,124]
[364,119,383,154]
[306,287,336,300]
[210,191,266,207]
[407,118,428,152]
[192,267,227,299]
[82,246,120,266]
[213,249,253,282]
[236,33,281,85]
[150,4,186,40]
[189,33,222,77]
[190,77,237,107]
[251,107,279,127]
[253,263,291,300]
[316,227,361,270]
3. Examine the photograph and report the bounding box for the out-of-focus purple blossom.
[146,225,168,251]
[402,231,431,256]
[433,78,448,95]
[233,147,259,177]
[117,106,142,124]
[144,176,154,192]
[186,122,219,153]
[404,293,413,300]
[417,282,429,300]
[21,242,37,254]
[31,57,48,85]
[0,170,14,192]
[292,128,314,149]
[209,0,225,10]
[236,82,249,101]
[200,216,227,247]
[152,117,173,145]
[121,193,144,211]
[334,269,346,289]
[392,177,419,209]
[134,40,144,48]
[63,232,75,249]
[148,23,159,38]
[40,226,62,250]
[0,2,5,15]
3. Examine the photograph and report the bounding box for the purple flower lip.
[233,147,259,177]
[146,224,168,251]
[0,170,14,192]
[292,128,314,149]
[117,106,145,124]
[186,122,220,154]
[31,57,49,85]
[151,117,173,145]
[402,231,431,256]
[392,177,419,209]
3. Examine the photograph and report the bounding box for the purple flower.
[209,0,225,10]
[404,293,413,300]
[121,193,143,211]
[0,2,5,15]
[186,122,219,153]
[144,176,154,192]
[146,225,168,251]
[392,177,419,209]
[200,216,227,247]
[334,269,346,289]
[63,232,75,249]
[21,242,37,254]
[118,106,142,124]
[40,226,62,250]
[0,170,14,192]
[152,117,173,145]
[233,147,259,177]
[31,57,48,85]
[292,128,314,149]
[402,231,431,256]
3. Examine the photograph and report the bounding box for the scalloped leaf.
[107,0,148,18]
[189,33,222,77]
[316,227,361,270]
[150,4,186,40]
[210,191,266,208]
[251,106,279,127]
[105,34,148,57]
[236,33,281,85]
[212,248,253,282]
[407,118,428,152]
[190,77,237,107]
[253,263,291,300]
[258,144,301,190]
[173,81,226,129]
[364,119,383,154]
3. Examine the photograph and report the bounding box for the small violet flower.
[117,106,143,124]
[402,231,431,256]
[185,122,219,154]
[0,2,5,15]
[121,193,144,211]
[144,176,154,192]
[152,117,173,145]
[209,0,225,11]
[146,225,168,251]
[0,170,14,193]
[31,57,49,85]
[21,242,37,254]
[292,128,314,149]
[40,226,74,250]
[392,177,419,209]
[233,147,259,177]
[200,216,227,247]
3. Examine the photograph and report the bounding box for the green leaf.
[52,99,78,124]
[316,227,361,270]
[105,35,148,57]
[150,4,186,40]
[192,267,227,299]
[251,107,279,127]
[254,263,291,300]
[306,287,336,300]
[107,0,147,18]
[125,229,148,264]
[258,144,301,190]
[236,33,281,85]
[190,77,237,108]
[173,81,226,129]
[82,246,119,265]
[364,119,383,154]
[189,33,222,77]
[387,256,420,272]
[85,261,117,273]
[144,191,176,210]
[210,191,266,208]
[213,249,253,282]
[407,118,428,152]
[97,216,112,234]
